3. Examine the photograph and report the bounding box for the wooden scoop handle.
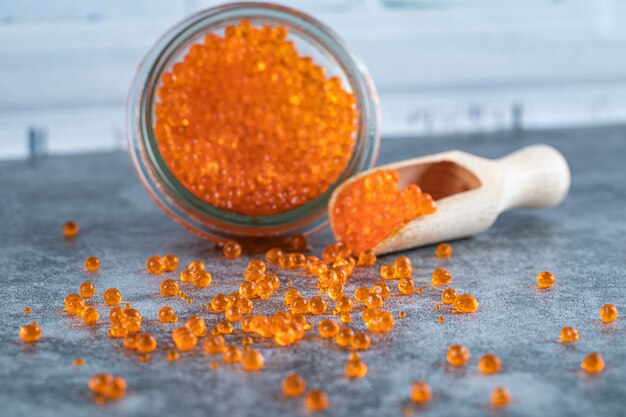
[496,144,571,211]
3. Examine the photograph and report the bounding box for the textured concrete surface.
[1,125,625,417]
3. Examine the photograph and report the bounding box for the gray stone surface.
[1,125,625,417]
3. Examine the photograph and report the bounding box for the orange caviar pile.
[330,169,437,253]
[154,20,357,216]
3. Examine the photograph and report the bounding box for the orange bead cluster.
[88,374,127,401]
[154,20,357,216]
[331,169,437,253]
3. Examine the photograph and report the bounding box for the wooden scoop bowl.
[328,145,571,255]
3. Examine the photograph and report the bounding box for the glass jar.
[127,2,380,241]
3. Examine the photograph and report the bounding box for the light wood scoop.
[328,145,571,255]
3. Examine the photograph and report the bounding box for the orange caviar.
[318,319,340,339]
[62,221,79,238]
[380,264,395,280]
[185,315,207,337]
[19,321,42,343]
[446,344,470,367]
[345,356,368,378]
[88,374,126,401]
[241,348,264,371]
[357,250,377,266]
[351,333,371,351]
[72,357,85,366]
[172,327,197,351]
[23,306,31,315]
[599,304,618,323]
[158,306,178,323]
[204,335,226,354]
[410,381,432,404]
[193,270,212,288]
[560,326,579,343]
[135,333,158,353]
[162,254,179,272]
[478,353,501,374]
[146,255,164,274]
[441,288,457,304]
[307,296,327,315]
[536,271,555,289]
[84,256,100,272]
[223,346,243,363]
[166,349,180,362]
[79,282,95,298]
[223,241,242,259]
[335,327,355,347]
[491,387,511,408]
[304,389,329,412]
[160,279,180,296]
[581,352,605,374]
[453,294,478,313]
[64,294,85,315]
[431,267,452,286]
[282,373,306,397]
[436,242,452,258]
[398,278,415,295]
[103,288,122,306]
[154,21,357,216]
[331,169,436,253]
[81,306,99,326]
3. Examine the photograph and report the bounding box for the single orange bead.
[307,296,327,315]
[446,344,470,367]
[282,373,306,397]
[62,221,79,238]
[84,256,100,272]
[536,271,555,288]
[172,327,197,351]
[431,267,452,286]
[161,254,179,272]
[19,321,42,343]
[223,345,243,363]
[81,306,100,326]
[88,373,113,396]
[304,389,329,412]
[560,326,579,343]
[380,264,395,280]
[241,348,264,371]
[284,288,301,305]
[146,255,164,274]
[365,293,384,309]
[123,332,137,350]
[188,260,205,272]
[398,278,415,295]
[354,286,370,303]
[266,248,283,265]
[103,288,122,306]
[211,293,229,312]
[193,270,212,288]
[335,327,354,347]
[318,319,339,339]
[357,250,377,266]
[491,387,511,408]
[158,306,178,323]
[371,281,390,299]
[223,241,242,259]
[185,315,207,337]
[393,256,412,279]
[441,288,457,304]
[290,297,308,314]
[345,358,368,378]
[239,281,256,299]
[436,243,452,258]
[335,296,354,313]
[599,304,618,323]
[160,279,180,296]
[453,294,478,313]
[203,334,226,354]
[351,333,371,350]
[64,293,85,315]
[166,349,180,362]
[79,282,95,298]
[581,352,605,374]
[410,381,432,404]
[135,333,157,353]
[478,353,501,374]
[217,320,234,335]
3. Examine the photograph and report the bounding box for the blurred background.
[1,0,626,159]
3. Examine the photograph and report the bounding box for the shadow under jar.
[127,2,380,241]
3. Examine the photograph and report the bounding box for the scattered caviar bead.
[560,326,579,343]
[410,381,432,404]
[204,334,226,354]
[441,288,458,304]
[23,306,31,315]
[436,243,453,258]
[241,348,264,371]
[185,315,207,337]
[179,270,193,283]
[160,279,180,297]
[248,258,266,272]
[431,267,452,286]
[366,310,395,333]
[64,293,85,315]
[223,345,243,363]
[351,333,371,351]
[88,373,114,397]
[123,308,142,332]
[78,281,95,298]
[123,332,137,350]
[354,287,370,303]
[399,311,407,319]
[328,282,344,301]
[372,281,390,299]
[239,281,256,299]
[211,294,229,312]
[417,287,423,294]
[345,358,368,378]
[265,272,281,290]
[223,241,242,259]
[318,319,339,339]
[81,306,99,326]
[166,349,180,362]
[339,312,351,323]
[365,293,384,309]
[447,344,470,367]
[536,271,555,288]
[225,305,243,322]
[63,221,79,238]
[304,389,329,412]
[282,373,306,397]
[266,248,283,265]
[217,320,234,335]
[161,254,179,272]
[581,352,605,374]
[335,327,354,347]
[332,170,437,252]
[290,297,308,314]
[288,234,309,252]
[103,288,122,306]
[91,374,127,400]
[109,322,127,338]
[398,278,416,295]
[437,315,445,323]
[146,255,164,274]
[158,306,178,323]
[453,294,478,313]
[434,304,440,311]
[193,270,212,288]
[172,327,197,351]
[478,354,501,374]
[393,256,412,278]
[362,308,377,323]
[135,333,158,353]
[600,303,618,323]
[84,256,101,272]
[380,264,395,280]
[188,260,205,272]
[491,387,511,408]
[307,296,327,315]
[335,297,354,313]
[357,250,377,266]
[284,288,301,305]
[109,305,126,324]
[72,357,85,366]
[19,321,41,343]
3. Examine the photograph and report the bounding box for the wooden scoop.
[328,144,571,255]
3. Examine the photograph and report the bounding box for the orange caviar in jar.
[330,169,437,253]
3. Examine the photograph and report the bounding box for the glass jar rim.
[127,2,380,240]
